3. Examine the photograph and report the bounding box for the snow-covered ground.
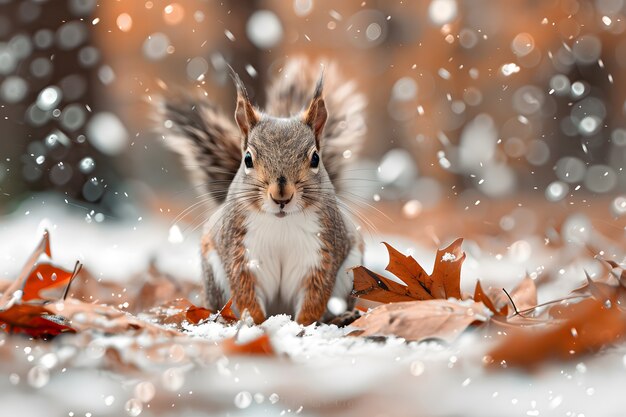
[0,196,623,417]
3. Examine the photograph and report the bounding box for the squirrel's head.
[232,71,328,218]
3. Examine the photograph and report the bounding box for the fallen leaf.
[473,280,507,317]
[222,333,274,355]
[352,266,420,303]
[0,230,52,308]
[605,261,626,288]
[148,298,196,326]
[186,305,212,324]
[484,276,538,314]
[0,304,75,337]
[381,243,433,299]
[430,239,465,299]
[22,261,81,302]
[572,272,615,305]
[131,261,192,313]
[508,276,538,312]
[0,231,80,338]
[487,297,626,370]
[47,298,178,336]
[217,298,238,322]
[350,299,487,343]
[352,238,466,303]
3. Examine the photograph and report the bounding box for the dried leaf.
[473,280,507,317]
[381,243,433,299]
[131,262,191,313]
[0,231,80,338]
[350,299,487,343]
[593,258,626,289]
[488,298,626,370]
[222,333,274,355]
[217,298,239,322]
[186,305,212,324]
[352,238,466,303]
[430,238,465,299]
[147,298,195,326]
[509,276,538,312]
[352,266,419,303]
[0,304,75,337]
[47,298,178,336]
[22,262,80,302]
[0,230,52,308]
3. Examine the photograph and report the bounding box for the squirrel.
[156,58,367,325]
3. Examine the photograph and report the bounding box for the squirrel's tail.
[265,57,367,191]
[154,92,242,204]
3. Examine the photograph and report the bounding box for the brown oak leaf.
[352,238,465,303]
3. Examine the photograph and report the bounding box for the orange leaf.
[0,304,75,338]
[186,305,212,324]
[222,333,274,355]
[217,297,239,322]
[22,262,77,302]
[0,230,52,308]
[487,298,626,370]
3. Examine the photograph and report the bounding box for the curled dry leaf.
[217,297,238,322]
[0,229,52,308]
[23,261,81,302]
[350,299,488,343]
[0,230,80,338]
[352,238,465,303]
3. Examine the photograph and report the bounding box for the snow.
[441,252,456,262]
[0,198,625,416]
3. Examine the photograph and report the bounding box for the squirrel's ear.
[230,68,259,144]
[303,72,327,148]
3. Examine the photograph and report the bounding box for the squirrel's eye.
[310,151,320,169]
[244,151,253,169]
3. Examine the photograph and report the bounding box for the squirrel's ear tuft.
[303,71,327,148]
[230,66,259,145]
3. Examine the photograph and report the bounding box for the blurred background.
[1,0,625,239]
[2,3,626,416]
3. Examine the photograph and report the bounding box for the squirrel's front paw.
[240,307,266,325]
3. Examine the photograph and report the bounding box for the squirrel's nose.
[268,179,295,208]
[270,194,293,208]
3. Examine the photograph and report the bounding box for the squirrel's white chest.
[244,211,322,315]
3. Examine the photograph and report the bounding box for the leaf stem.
[502,288,521,316]
[514,294,590,316]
